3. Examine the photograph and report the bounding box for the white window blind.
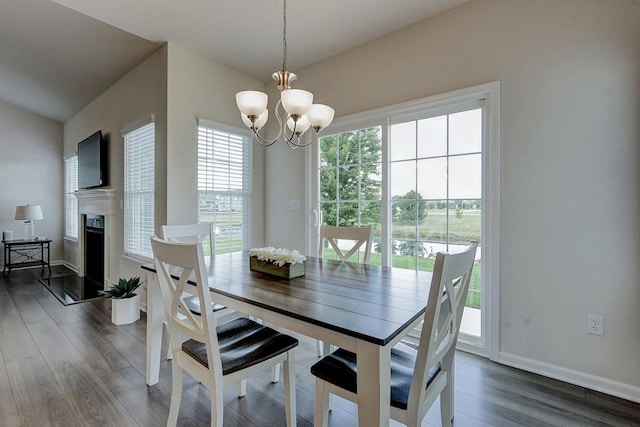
[197,122,252,255]
[124,122,155,258]
[64,155,79,239]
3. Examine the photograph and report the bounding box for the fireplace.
[84,214,105,289]
[74,189,117,287]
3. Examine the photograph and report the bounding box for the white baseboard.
[62,261,78,273]
[497,351,640,404]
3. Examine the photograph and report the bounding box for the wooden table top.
[143,252,431,346]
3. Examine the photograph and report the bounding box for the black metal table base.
[2,238,52,275]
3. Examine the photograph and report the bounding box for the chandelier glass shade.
[235,0,334,148]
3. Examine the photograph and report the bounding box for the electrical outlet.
[587,314,604,336]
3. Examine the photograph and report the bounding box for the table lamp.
[15,204,43,240]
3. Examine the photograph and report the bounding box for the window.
[319,108,482,271]
[319,127,382,262]
[388,107,483,344]
[320,108,482,327]
[64,155,78,239]
[124,122,155,258]
[312,83,500,355]
[390,108,482,271]
[197,120,252,255]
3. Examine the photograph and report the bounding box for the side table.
[2,238,52,275]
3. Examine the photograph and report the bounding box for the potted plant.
[99,276,142,325]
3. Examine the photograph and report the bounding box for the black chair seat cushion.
[182,317,298,375]
[182,294,227,315]
[310,344,441,410]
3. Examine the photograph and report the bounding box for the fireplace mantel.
[75,189,118,215]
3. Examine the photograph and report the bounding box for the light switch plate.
[289,199,301,210]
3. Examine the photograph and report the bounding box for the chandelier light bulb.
[287,114,311,135]
[241,110,268,130]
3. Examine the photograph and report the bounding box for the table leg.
[356,340,391,427]
[2,244,6,275]
[146,270,163,386]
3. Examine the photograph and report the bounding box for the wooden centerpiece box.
[249,247,306,279]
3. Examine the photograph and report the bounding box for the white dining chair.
[317,225,374,356]
[310,241,478,427]
[160,224,283,382]
[160,225,233,340]
[318,225,373,264]
[150,236,298,427]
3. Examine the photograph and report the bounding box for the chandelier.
[235,0,334,149]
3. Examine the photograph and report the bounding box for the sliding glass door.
[307,83,500,355]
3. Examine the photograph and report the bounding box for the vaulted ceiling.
[0,0,469,122]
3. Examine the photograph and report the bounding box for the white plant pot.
[111,294,140,325]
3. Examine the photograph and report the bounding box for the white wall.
[63,45,168,281]
[61,41,267,295]
[165,43,266,247]
[264,0,640,399]
[0,100,63,262]
[264,141,308,249]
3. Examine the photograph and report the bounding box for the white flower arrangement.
[249,247,307,266]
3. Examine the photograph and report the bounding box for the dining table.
[142,251,431,427]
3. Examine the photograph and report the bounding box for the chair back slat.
[154,255,203,337]
[409,241,478,414]
[150,236,223,376]
[161,223,215,255]
[319,225,373,264]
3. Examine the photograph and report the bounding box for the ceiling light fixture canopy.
[235,0,334,149]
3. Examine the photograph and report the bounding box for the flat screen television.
[78,130,108,189]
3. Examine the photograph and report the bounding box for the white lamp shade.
[15,204,43,221]
[236,91,268,116]
[241,109,268,129]
[307,104,335,129]
[281,89,313,116]
[287,115,311,135]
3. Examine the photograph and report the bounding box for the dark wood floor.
[1,266,639,427]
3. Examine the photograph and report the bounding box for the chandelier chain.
[282,0,287,71]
